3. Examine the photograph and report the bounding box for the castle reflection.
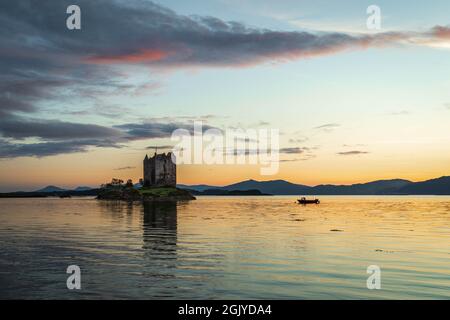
[97,200,178,253]
[142,201,178,269]
[96,200,179,285]
[142,201,177,232]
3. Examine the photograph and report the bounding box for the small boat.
[297,197,320,205]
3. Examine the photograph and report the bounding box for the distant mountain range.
[178,176,450,195]
[188,189,271,196]
[5,176,450,196]
[35,185,67,193]
[35,186,93,193]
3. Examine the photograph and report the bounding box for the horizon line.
[3,174,449,193]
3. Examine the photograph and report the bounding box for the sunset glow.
[0,0,449,192]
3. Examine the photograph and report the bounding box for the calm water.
[0,196,449,299]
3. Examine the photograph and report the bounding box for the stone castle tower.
[143,152,176,187]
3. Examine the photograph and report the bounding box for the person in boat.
[298,197,320,204]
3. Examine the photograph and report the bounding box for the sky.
[0,0,449,191]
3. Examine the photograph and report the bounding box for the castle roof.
[144,152,173,161]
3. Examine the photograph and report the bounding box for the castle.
[142,152,176,187]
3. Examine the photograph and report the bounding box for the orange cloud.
[431,26,450,39]
[86,49,168,64]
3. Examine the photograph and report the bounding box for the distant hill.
[35,185,67,193]
[73,186,93,191]
[177,184,218,192]
[7,176,450,196]
[178,180,309,195]
[35,185,94,192]
[179,179,408,195]
[310,179,412,195]
[178,176,450,195]
[395,176,450,195]
[0,188,100,198]
[187,188,271,196]
[224,179,310,195]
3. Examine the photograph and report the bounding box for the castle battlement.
[143,152,176,187]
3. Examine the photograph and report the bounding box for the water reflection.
[142,201,177,251]
[141,201,178,282]
[0,196,449,299]
[97,200,136,219]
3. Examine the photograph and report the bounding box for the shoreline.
[2,193,450,199]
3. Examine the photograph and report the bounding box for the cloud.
[114,166,136,171]
[143,115,221,123]
[0,139,121,158]
[407,25,450,49]
[0,116,218,158]
[146,145,174,150]
[0,117,122,140]
[279,145,316,161]
[279,147,306,154]
[280,155,316,162]
[0,78,71,116]
[1,1,447,115]
[223,146,310,156]
[289,137,308,143]
[337,150,369,156]
[88,49,168,64]
[343,144,367,147]
[115,122,188,140]
[314,123,340,132]
[115,121,218,140]
[430,26,450,39]
[1,1,444,96]
[223,148,264,156]
[1,1,448,159]
[75,1,406,68]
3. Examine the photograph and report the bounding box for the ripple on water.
[0,196,449,299]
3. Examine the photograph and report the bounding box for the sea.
[0,196,449,299]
